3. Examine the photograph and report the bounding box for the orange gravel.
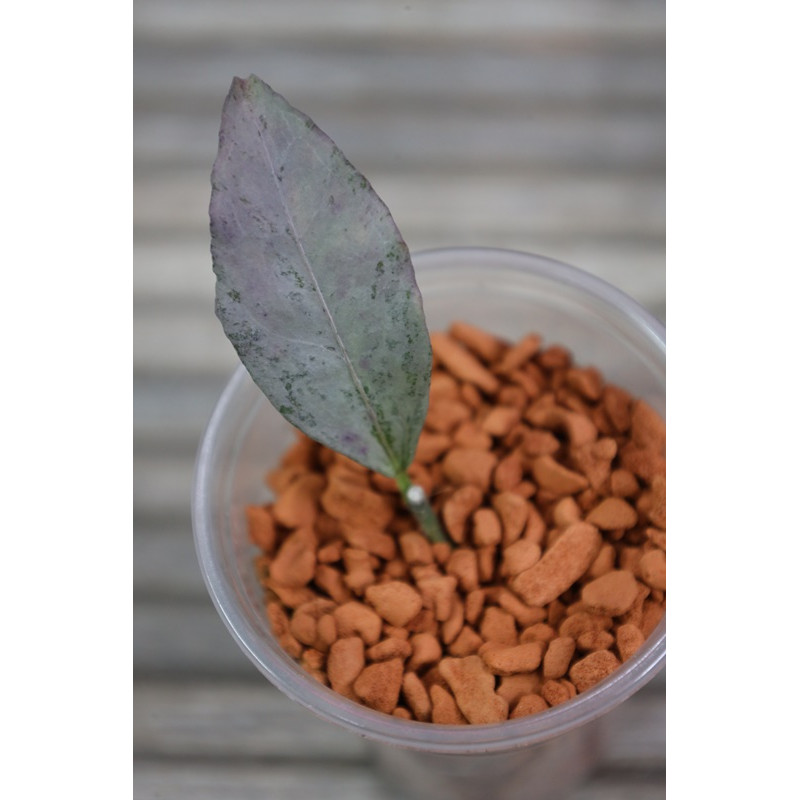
[246,323,666,723]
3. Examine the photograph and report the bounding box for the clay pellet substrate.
[247,321,666,724]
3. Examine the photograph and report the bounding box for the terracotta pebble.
[447,625,484,657]
[541,679,576,707]
[491,492,530,545]
[521,429,561,457]
[581,569,640,616]
[453,420,492,450]
[493,452,525,492]
[343,548,375,595]
[558,611,612,639]
[480,640,546,675]
[526,405,597,447]
[426,398,471,433]
[332,601,383,645]
[430,683,468,725]
[449,321,507,363]
[416,574,459,622]
[439,655,509,724]
[442,485,484,543]
[321,476,395,529]
[408,632,443,672]
[472,507,503,546]
[542,636,577,680]
[353,658,404,714]
[495,588,547,627]
[495,333,541,373]
[441,596,465,645]
[496,673,542,707]
[442,448,498,493]
[576,630,615,652]
[602,385,632,433]
[402,672,433,722]
[246,505,277,553]
[616,623,646,662]
[511,522,602,606]
[430,332,500,394]
[520,622,557,644]
[396,531,432,566]
[273,473,325,527]
[480,606,519,646]
[586,543,616,580]
[531,456,589,496]
[569,650,621,692]
[510,693,550,719]
[638,549,667,591]
[501,538,542,577]
[566,366,604,401]
[645,474,666,529]
[631,399,666,452]
[327,637,365,697]
[269,528,317,588]
[482,406,522,437]
[464,589,486,625]
[646,527,667,551]
[585,497,638,530]
[341,526,397,561]
[415,431,452,464]
[446,548,480,592]
[266,601,303,659]
[313,564,352,604]
[366,637,413,662]
[365,581,424,628]
[552,497,581,529]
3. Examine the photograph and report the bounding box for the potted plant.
[192,76,665,800]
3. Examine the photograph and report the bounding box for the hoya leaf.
[210,75,432,478]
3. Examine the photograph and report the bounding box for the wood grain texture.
[133,1,665,796]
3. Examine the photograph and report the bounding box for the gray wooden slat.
[134,451,200,518]
[133,598,259,677]
[133,518,207,600]
[133,760,665,800]
[135,107,665,173]
[133,236,665,312]
[133,761,393,800]
[132,305,239,379]
[600,694,667,770]
[135,169,664,239]
[133,372,230,444]
[133,44,664,116]
[133,258,664,381]
[134,681,369,761]
[134,0,665,46]
[569,775,666,800]
[134,678,663,765]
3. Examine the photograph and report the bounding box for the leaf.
[209,76,432,478]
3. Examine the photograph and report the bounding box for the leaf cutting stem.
[395,471,448,544]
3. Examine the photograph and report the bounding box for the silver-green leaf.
[210,76,432,478]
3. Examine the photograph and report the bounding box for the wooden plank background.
[133,1,665,797]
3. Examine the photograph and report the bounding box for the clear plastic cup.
[192,247,666,800]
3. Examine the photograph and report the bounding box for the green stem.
[395,470,448,544]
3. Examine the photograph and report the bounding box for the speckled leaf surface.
[210,76,432,477]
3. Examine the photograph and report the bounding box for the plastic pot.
[192,247,666,800]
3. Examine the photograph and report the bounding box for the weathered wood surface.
[133,1,665,797]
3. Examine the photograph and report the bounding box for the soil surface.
[247,322,666,723]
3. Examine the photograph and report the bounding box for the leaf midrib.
[250,100,400,474]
